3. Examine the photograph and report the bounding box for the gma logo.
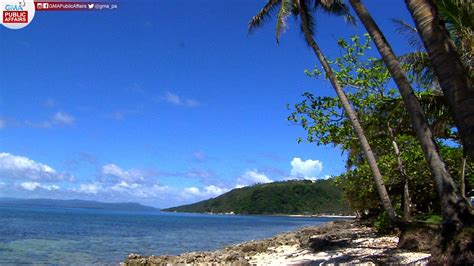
[5,1,26,11]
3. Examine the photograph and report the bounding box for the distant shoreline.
[162,210,356,219]
[283,214,356,218]
[0,198,158,212]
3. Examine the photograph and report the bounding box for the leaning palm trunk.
[405,0,474,161]
[349,0,472,233]
[297,1,398,222]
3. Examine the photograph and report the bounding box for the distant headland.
[162,179,352,216]
[0,198,158,212]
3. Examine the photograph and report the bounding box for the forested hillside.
[163,179,351,215]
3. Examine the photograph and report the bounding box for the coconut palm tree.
[393,0,473,85]
[392,19,436,86]
[435,0,474,75]
[348,0,473,235]
[249,0,398,222]
[405,0,474,161]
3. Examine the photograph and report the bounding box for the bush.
[373,211,397,235]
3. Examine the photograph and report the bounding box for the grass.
[423,214,442,224]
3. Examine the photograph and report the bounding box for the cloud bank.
[236,169,272,188]
[0,152,71,181]
[0,151,330,207]
[290,157,323,179]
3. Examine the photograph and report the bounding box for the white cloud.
[184,187,200,195]
[52,112,74,125]
[163,92,200,108]
[204,185,228,196]
[102,164,127,177]
[20,182,59,191]
[182,185,228,199]
[75,183,102,194]
[20,182,40,191]
[236,170,272,188]
[21,110,74,128]
[138,184,171,198]
[102,163,145,183]
[0,152,71,181]
[186,169,213,179]
[111,181,139,191]
[290,157,323,179]
[109,181,169,198]
[164,92,181,105]
[98,163,171,198]
[71,181,169,199]
[49,184,60,190]
[150,184,169,193]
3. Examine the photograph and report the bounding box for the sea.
[0,205,342,264]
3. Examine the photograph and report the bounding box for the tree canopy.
[288,34,473,217]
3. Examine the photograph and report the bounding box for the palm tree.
[405,0,474,160]
[392,19,437,86]
[348,0,473,234]
[393,0,473,85]
[249,0,398,222]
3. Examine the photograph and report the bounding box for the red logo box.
[3,11,28,23]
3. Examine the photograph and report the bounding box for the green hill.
[163,179,351,215]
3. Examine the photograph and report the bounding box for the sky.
[0,0,415,208]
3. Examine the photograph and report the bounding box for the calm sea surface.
[0,206,342,264]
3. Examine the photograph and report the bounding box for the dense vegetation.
[163,180,351,215]
[249,0,473,264]
[288,34,474,219]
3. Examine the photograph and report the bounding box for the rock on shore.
[123,220,431,265]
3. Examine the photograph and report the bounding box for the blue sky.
[0,0,414,207]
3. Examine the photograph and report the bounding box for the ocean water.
[0,206,340,264]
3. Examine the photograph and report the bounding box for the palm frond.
[276,0,294,43]
[435,0,473,44]
[399,51,429,67]
[436,0,462,42]
[418,91,456,139]
[313,0,356,25]
[343,13,357,26]
[436,0,474,76]
[249,0,355,46]
[398,51,436,85]
[392,19,424,51]
[248,0,281,34]
[298,0,316,40]
[372,92,456,141]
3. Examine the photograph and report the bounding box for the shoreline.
[285,214,356,218]
[161,210,356,219]
[123,220,431,265]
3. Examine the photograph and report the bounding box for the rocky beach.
[124,220,432,265]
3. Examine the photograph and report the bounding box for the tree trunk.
[461,156,466,199]
[405,0,474,161]
[297,0,398,223]
[387,124,411,221]
[349,0,473,233]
